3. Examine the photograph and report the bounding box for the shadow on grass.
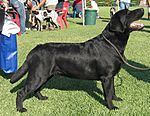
[122,60,150,83]
[141,25,150,33]
[0,70,13,79]
[101,17,110,23]
[45,76,105,105]
[67,19,83,25]
[10,76,106,107]
[141,18,150,21]
[144,25,150,29]
[141,29,150,33]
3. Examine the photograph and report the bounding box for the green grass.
[0,7,150,115]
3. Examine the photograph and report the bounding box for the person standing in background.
[116,0,131,10]
[89,0,100,18]
[72,0,82,18]
[9,0,26,34]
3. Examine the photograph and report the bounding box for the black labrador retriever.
[10,8,144,112]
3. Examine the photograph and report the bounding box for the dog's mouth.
[129,21,144,30]
[128,8,144,31]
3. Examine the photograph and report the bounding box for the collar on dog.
[102,34,150,71]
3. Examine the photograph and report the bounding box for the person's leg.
[125,3,130,9]
[10,0,26,34]
[26,8,31,29]
[96,7,100,18]
[148,0,150,19]
[73,7,77,18]
[16,2,26,34]
[119,1,125,10]
[148,6,150,19]
[62,16,68,28]
[0,9,5,31]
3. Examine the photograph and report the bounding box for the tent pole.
[82,0,86,26]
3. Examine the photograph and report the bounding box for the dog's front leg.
[101,77,119,110]
[111,77,123,101]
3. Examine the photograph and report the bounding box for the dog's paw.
[108,106,119,110]
[39,96,48,100]
[36,95,48,100]
[111,106,119,110]
[17,108,27,113]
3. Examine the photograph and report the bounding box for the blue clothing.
[120,0,130,4]
[119,1,130,10]
[10,0,26,34]
[32,0,42,7]
[73,4,82,18]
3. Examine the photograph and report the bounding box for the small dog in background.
[110,7,116,18]
[31,10,59,31]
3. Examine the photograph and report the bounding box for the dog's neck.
[101,30,130,55]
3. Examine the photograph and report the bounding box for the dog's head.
[109,8,144,33]
[43,11,48,17]
[110,7,116,17]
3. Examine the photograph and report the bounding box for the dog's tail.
[10,60,28,84]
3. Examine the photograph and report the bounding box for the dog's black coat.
[10,8,144,112]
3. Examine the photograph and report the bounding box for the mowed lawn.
[0,7,150,115]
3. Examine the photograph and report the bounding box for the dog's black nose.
[139,8,144,16]
[136,8,144,13]
[139,8,144,13]
[135,8,144,16]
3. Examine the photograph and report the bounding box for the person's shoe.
[96,16,101,19]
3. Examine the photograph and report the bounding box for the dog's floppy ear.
[109,15,125,33]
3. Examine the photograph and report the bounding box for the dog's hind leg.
[34,75,53,100]
[16,73,51,112]
[101,77,119,110]
[35,91,48,100]
[16,87,28,112]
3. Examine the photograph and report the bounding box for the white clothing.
[45,0,58,6]
[91,1,99,13]
[2,19,20,37]
[18,0,26,4]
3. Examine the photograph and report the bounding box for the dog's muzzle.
[129,22,144,30]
